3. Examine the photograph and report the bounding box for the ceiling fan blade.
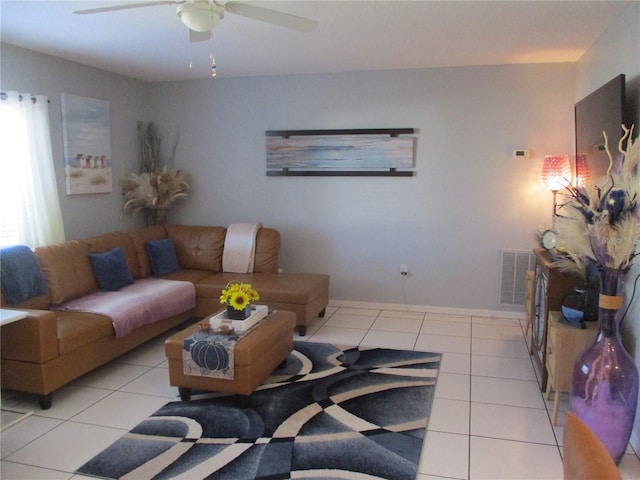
[223,1,318,32]
[189,29,212,43]
[73,1,180,15]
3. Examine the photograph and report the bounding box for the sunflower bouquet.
[555,124,640,271]
[219,282,260,311]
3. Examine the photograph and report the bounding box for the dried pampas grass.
[122,122,190,225]
[122,166,191,224]
[550,252,588,280]
[557,125,640,270]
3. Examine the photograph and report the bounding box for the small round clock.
[541,229,558,250]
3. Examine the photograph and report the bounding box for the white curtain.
[0,91,65,247]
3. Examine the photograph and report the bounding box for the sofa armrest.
[1,309,58,363]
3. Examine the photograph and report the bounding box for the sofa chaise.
[0,224,329,409]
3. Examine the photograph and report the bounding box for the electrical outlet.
[400,264,408,276]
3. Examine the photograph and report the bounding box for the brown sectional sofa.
[0,224,329,409]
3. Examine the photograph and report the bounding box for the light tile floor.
[1,306,640,479]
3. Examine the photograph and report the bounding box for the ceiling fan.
[74,0,318,43]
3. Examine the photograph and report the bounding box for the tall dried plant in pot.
[121,122,191,225]
[138,121,161,174]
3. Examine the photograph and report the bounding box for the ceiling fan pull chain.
[210,54,217,77]
[210,31,217,77]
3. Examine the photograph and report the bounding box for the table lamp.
[575,154,591,187]
[541,154,571,221]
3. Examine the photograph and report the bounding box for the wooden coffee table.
[164,310,295,399]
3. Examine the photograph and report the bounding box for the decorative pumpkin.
[189,341,230,371]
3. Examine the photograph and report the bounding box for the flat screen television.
[574,74,626,185]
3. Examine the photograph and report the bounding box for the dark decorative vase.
[570,267,639,464]
[226,304,252,320]
[575,283,599,322]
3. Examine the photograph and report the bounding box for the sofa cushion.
[55,311,115,355]
[147,238,181,276]
[128,225,168,278]
[254,228,280,273]
[35,240,97,305]
[165,224,227,272]
[89,247,134,291]
[85,231,140,280]
[161,269,213,284]
[54,278,196,338]
[195,272,329,304]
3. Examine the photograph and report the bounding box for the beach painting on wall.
[266,133,414,171]
[62,93,112,194]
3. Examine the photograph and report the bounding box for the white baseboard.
[327,299,526,320]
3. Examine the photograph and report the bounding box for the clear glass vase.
[570,267,639,464]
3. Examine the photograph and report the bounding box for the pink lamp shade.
[541,154,571,191]
[575,154,591,187]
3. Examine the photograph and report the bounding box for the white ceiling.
[0,1,636,83]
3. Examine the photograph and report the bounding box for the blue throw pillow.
[146,238,180,276]
[0,245,48,304]
[89,247,134,291]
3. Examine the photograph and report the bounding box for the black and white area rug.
[77,342,441,480]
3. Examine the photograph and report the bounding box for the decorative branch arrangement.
[121,121,191,225]
[138,121,161,174]
[553,125,640,465]
[555,125,639,270]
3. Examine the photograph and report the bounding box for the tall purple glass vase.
[570,267,639,464]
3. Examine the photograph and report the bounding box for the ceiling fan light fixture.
[177,3,223,33]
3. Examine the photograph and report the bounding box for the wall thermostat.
[513,149,530,159]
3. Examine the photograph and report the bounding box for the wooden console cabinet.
[528,249,581,391]
[545,310,598,425]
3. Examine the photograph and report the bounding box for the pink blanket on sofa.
[53,278,196,338]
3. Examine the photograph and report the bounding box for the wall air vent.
[499,250,536,305]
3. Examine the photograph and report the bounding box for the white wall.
[0,43,149,240]
[148,63,576,313]
[575,1,640,455]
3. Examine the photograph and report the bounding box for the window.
[0,92,65,248]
